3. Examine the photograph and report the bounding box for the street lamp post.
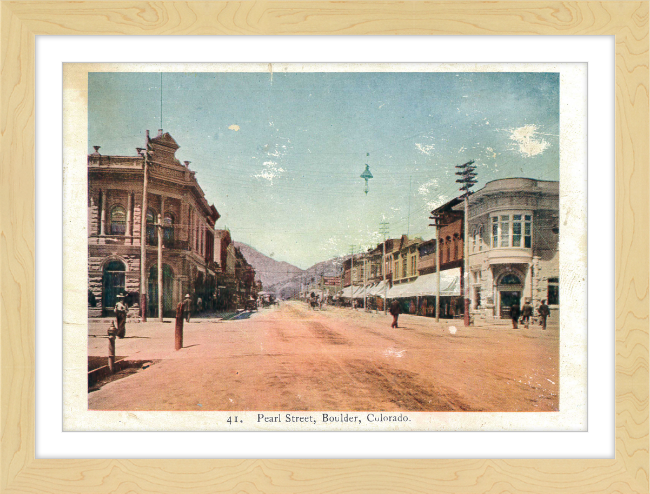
[360,153,373,195]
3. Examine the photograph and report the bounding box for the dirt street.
[88,301,558,412]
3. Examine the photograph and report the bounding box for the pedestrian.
[114,293,128,338]
[197,296,203,314]
[389,299,401,328]
[521,299,533,328]
[183,294,192,322]
[538,299,550,330]
[510,301,521,329]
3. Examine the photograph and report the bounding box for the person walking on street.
[389,299,401,328]
[114,293,128,338]
[538,300,550,330]
[510,302,521,329]
[521,300,533,329]
[183,294,192,323]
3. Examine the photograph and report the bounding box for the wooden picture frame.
[1,2,647,493]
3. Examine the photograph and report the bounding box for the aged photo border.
[1,2,647,493]
[59,60,585,437]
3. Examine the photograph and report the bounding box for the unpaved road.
[88,301,558,412]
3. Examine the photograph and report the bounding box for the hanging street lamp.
[360,153,373,195]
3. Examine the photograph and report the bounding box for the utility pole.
[407,175,412,236]
[157,213,163,322]
[455,160,477,327]
[137,134,152,322]
[379,221,390,314]
[349,245,356,309]
[429,213,442,322]
[363,254,367,311]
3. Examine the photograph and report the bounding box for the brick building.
[88,130,220,318]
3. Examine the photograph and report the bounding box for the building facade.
[462,178,559,321]
[88,130,220,318]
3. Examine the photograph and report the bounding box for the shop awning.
[368,280,389,298]
[387,268,461,298]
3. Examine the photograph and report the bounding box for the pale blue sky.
[89,71,559,269]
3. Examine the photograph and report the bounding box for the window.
[547,277,559,305]
[163,213,174,246]
[500,215,510,247]
[402,257,407,278]
[110,206,126,235]
[411,256,416,276]
[512,214,522,246]
[146,208,156,245]
[524,215,532,248]
[491,213,533,248]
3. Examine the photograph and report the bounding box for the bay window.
[490,213,533,248]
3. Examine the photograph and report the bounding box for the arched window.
[110,206,126,235]
[500,273,522,286]
[163,213,174,247]
[146,208,156,245]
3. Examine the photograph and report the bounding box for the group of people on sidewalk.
[510,300,550,330]
[388,298,550,331]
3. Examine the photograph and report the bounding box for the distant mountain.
[265,255,348,300]
[233,242,304,291]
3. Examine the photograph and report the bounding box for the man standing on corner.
[183,294,192,323]
[510,301,521,329]
[114,293,128,338]
[521,299,533,329]
[538,299,550,330]
[389,299,401,328]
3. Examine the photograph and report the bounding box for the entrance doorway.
[102,260,126,316]
[497,272,523,318]
[500,291,521,318]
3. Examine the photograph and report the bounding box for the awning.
[368,280,389,298]
[340,286,354,298]
[387,268,461,298]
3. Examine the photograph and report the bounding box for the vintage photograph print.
[85,66,565,423]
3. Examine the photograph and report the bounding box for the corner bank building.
[88,130,219,318]
[463,178,559,323]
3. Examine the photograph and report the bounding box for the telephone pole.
[136,134,153,322]
[157,213,163,322]
[349,245,356,309]
[455,160,477,327]
[379,221,390,314]
[428,213,442,322]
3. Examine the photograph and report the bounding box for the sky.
[89,70,559,269]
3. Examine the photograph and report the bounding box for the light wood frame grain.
[1,2,647,493]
